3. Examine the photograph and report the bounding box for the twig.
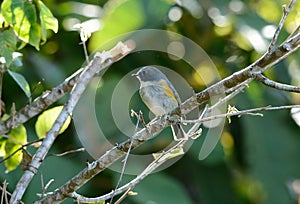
[0,139,43,164]
[131,110,147,128]
[46,148,85,158]
[109,112,142,204]
[70,140,185,203]
[0,67,83,135]
[0,181,24,204]
[27,80,44,104]
[256,73,300,93]
[183,104,300,124]
[1,181,9,204]
[114,188,135,204]
[10,42,132,204]
[211,78,251,111]
[39,173,54,200]
[267,0,297,53]
[179,28,300,116]
[40,172,44,199]
[70,111,204,203]
[82,41,89,64]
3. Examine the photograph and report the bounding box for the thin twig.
[267,0,297,53]
[46,148,85,158]
[40,172,44,199]
[0,67,84,135]
[256,73,300,93]
[1,181,5,204]
[82,41,89,64]
[183,104,300,124]
[38,175,54,199]
[70,139,186,203]
[114,188,135,204]
[3,181,8,204]
[70,109,206,203]
[0,181,24,204]
[0,138,43,164]
[210,79,251,111]
[109,112,141,204]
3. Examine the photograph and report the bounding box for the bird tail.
[171,124,188,141]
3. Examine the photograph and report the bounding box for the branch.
[0,68,83,135]
[71,141,186,203]
[0,139,43,164]
[46,148,85,158]
[180,29,300,115]
[255,73,300,93]
[9,42,132,204]
[267,0,297,52]
[70,108,206,203]
[183,104,300,124]
[41,103,300,204]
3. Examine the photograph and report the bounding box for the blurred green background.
[1,0,300,203]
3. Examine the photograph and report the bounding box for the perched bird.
[132,66,188,141]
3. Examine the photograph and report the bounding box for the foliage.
[1,0,58,50]
[35,106,71,138]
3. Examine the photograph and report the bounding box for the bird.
[132,66,188,141]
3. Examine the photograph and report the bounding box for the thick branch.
[0,68,83,135]
[178,31,300,115]
[10,42,131,204]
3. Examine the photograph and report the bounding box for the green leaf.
[0,28,17,66]
[9,124,27,144]
[4,124,27,172]
[4,143,22,172]
[1,0,14,24]
[35,106,71,138]
[37,0,58,42]
[29,22,42,50]
[1,0,58,49]
[8,70,31,98]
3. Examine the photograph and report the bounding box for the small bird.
[132,66,188,141]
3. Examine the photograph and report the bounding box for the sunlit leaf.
[37,0,59,42]
[10,124,27,145]
[4,143,22,172]
[8,70,31,98]
[4,124,27,172]
[1,0,58,49]
[35,106,71,138]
